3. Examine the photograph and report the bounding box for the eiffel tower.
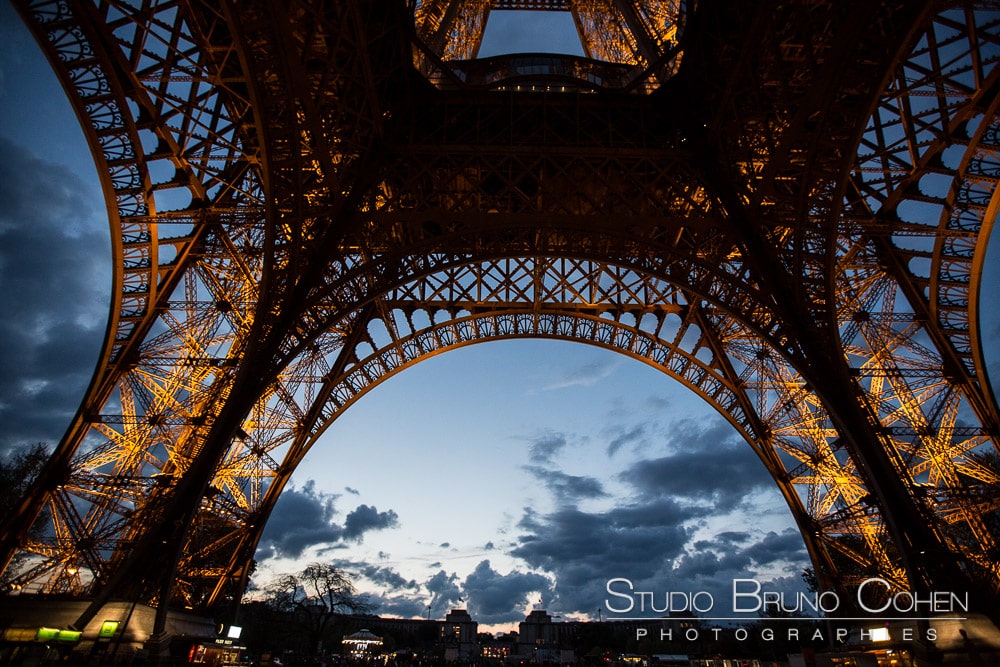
[2,0,999,639]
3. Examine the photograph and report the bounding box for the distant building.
[517,610,576,663]
[440,608,479,660]
[480,631,516,662]
[518,610,558,652]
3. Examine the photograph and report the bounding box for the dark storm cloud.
[742,529,809,566]
[505,416,812,617]
[622,419,774,511]
[694,531,751,549]
[348,560,558,627]
[509,504,687,615]
[523,466,606,502]
[660,529,810,606]
[343,504,399,542]
[637,541,810,621]
[672,542,753,579]
[462,560,554,625]
[327,560,424,618]
[365,593,429,620]
[426,569,463,611]
[257,481,342,559]
[0,138,109,453]
[512,499,701,596]
[359,564,420,590]
[256,482,401,559]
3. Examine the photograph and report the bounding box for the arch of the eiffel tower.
[2,0,1000,641]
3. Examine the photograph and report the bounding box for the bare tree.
[262,562,373,656]
[0,442,50,588]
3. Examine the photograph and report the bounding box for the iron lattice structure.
[2,0,1000,631]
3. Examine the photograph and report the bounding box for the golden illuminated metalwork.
[1,0,998,635]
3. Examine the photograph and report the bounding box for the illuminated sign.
[36,628,82,642]
[99,621,120,638]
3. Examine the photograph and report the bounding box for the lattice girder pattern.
[411,0,685,92]
[412,0,683,66]
[1,0,266,598]
[2,0,999,627]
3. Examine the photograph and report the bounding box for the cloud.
[462,560,554,624]
[250,421,809,624]
[541,359,619,391]
[644,394,672,411]
[527,431,568,464]
[511,499,701,612]
[256,481,401,559]
[426,569,463,611]
[605,424,647,457]
[323,520,810,626]
[360,564,420,591]
[622,419,774,511]
[0,138,108,453]
[523,466,607,503]
[342,560,558,627]
[364,592,430,620]
[742,529,809,567]
[671,542,754,579]
[343,504,399,542]
[259,416,805,625]
[695,531,751,549]
[667,530,811,610]
[502,416,809,618]
[327,560,426,619]
[257,481,342,559]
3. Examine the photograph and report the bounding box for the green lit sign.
[35,628,82,642]
[99,621,120,638]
